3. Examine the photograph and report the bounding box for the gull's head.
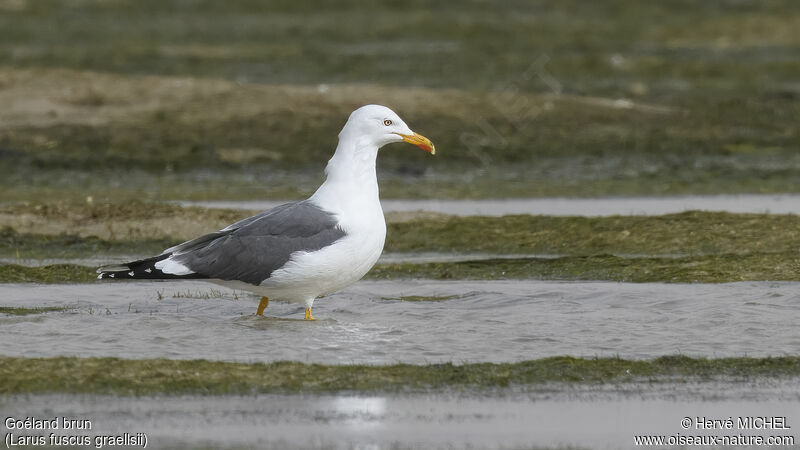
[340,104,435,155]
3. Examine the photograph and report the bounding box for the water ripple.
[1,280,799,364]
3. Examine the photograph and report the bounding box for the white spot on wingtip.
[155,258,194,276]
[145,268,152,273]
[128,271,134,276]
[109,273,115,278]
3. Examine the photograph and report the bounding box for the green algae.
[0,227,169,260]
[2,209,800,284]
[0,264,97,284]
[383,295,459,302]
[4,208,800,259]
[0,355,797,396]
[385,211,800,255]
[368,253,800,283]
[0,306,68,316]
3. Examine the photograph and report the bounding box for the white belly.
[255,217,386,303]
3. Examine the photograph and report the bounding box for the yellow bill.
[396,132,435,155]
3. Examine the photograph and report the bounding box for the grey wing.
[169,200,346,285]
[162,203,295,255]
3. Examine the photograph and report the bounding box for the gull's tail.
[96,254,205,280]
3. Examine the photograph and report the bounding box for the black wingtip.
[97,254,209,280]
[97,255,168,280]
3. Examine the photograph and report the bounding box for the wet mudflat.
[2,2,800,448]
[1,280,797,364]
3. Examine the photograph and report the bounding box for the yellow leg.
[304,307,316,321]
[256,296,269,316]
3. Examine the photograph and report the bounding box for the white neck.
[309,134,381,215]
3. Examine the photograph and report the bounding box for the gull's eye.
[383,119,393,126]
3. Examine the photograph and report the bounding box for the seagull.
[97,104,434,320]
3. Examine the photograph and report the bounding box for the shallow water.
[1,280,798,363]
[180,194,800,216]
[2,387,798,450]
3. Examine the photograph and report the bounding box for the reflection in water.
[331,397,387,429]
[1,390,798,450]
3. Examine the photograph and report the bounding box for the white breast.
[259,193,386,303]
[255,132,388,305]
